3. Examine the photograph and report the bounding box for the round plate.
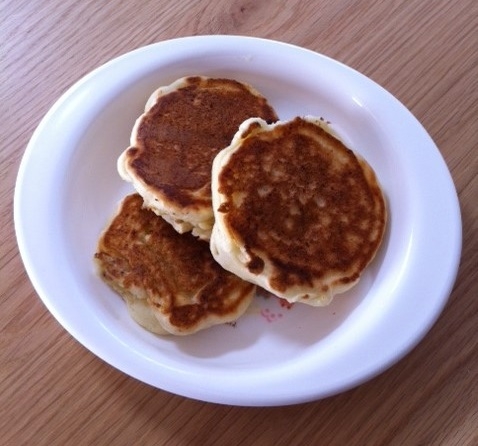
[14,36,461,406]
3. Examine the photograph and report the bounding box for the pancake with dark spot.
[117,76,278,240]
[94,194,256,335]
[210,116,387,306]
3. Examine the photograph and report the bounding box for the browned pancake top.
[125,77,278,208]
[217,117,387,293]
[95,194,255,331]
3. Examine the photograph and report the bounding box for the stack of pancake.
[95,76,387,335]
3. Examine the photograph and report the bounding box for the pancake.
[117,76,278,240]
[210,116,387,306]
[94,193,256,335]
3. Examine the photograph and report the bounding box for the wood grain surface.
[1,0,477,444]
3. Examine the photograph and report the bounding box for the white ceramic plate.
[14,36,461,406]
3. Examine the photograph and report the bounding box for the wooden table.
[2,0,477,444]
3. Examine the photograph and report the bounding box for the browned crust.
[216,117,387,294]
[95,194,255,334]
[123,77,278,210]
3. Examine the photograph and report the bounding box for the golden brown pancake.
[117,76,278,240]
[210,116,387,306]
[94,194,256,335]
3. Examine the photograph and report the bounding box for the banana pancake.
[210,116,387,306]
[117,76,278,240]
[94,194,256,335]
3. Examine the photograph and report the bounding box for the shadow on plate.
[170,270,375,360]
